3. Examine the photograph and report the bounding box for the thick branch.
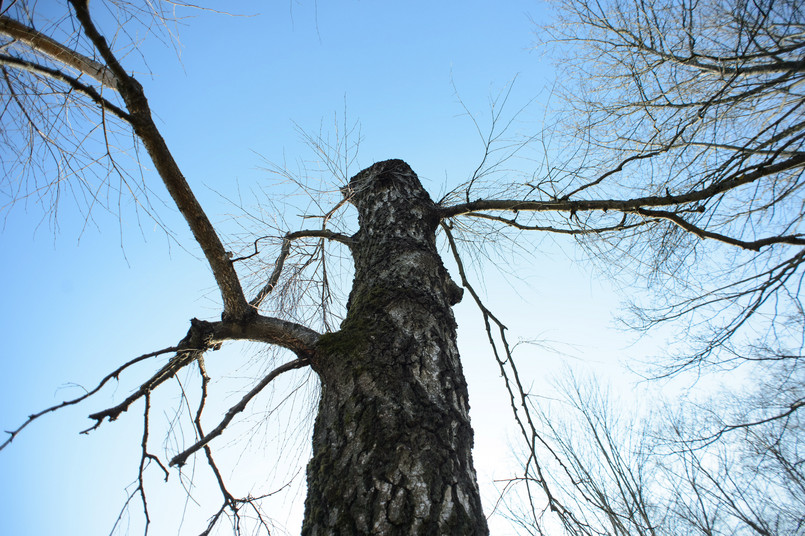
[215,315,320,355]
[83,316,318,430]
[440,152,805,229]
[0,14,118,89]
[291,229,354,247]
[68,0,251,319]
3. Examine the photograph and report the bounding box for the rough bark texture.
[303,160,488,535]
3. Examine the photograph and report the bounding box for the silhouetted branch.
[441,221,588,531]
[1,345,179,451]
[249,229,354,309]
[170,356,311,467]
[0,55,130,120]
[465,211,641,235]
[67,0,253,320]
[440,153,805,221]
[632,207,805,251]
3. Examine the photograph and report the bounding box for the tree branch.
[632,207,805,251]
[215,315,321,355]
[248,230,354,309]
[67,0,252,320]
[0,14,118,89]
[84,347,204,433]
[441,222,586,528]
[440,152,805,249]
[691,398,805,448]
[82,317,318,432]
[0,54,130,121]
[170,356,311,467]
[559,147,670,201]
[464,212,642,235]
[1,345,178,451]
[637,40,805,75]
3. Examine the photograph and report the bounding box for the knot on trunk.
[180,318,222,352]
[446,277,464,305]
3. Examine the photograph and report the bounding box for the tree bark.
[303,160,488,535]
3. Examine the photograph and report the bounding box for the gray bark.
[303,160,488,535]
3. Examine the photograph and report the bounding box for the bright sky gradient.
[0,2,659,534]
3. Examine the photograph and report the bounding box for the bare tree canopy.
[544,0,805,361]
[495,0,805,534]
[1,0,803,535]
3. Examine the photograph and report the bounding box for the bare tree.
[1,0,803,535]
[503,367,804,536]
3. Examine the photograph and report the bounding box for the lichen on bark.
[303,160,488,535]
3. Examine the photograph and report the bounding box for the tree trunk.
[302,160,489,535]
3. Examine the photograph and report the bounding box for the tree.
[504,370,804,536]
[1,0,803,535]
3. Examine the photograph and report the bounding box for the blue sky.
[0,2,657,534]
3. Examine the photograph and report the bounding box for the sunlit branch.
[221,313,322,354]
[635,40,805,75]
[561,9,805,75]
[0,14,118,89]
[677,140,805,158]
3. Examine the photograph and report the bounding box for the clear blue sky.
[0,2,656,534]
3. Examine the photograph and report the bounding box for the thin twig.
[1,346,179,451]
[170,356,311,467]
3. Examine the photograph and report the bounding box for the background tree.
[1,0,802,535]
